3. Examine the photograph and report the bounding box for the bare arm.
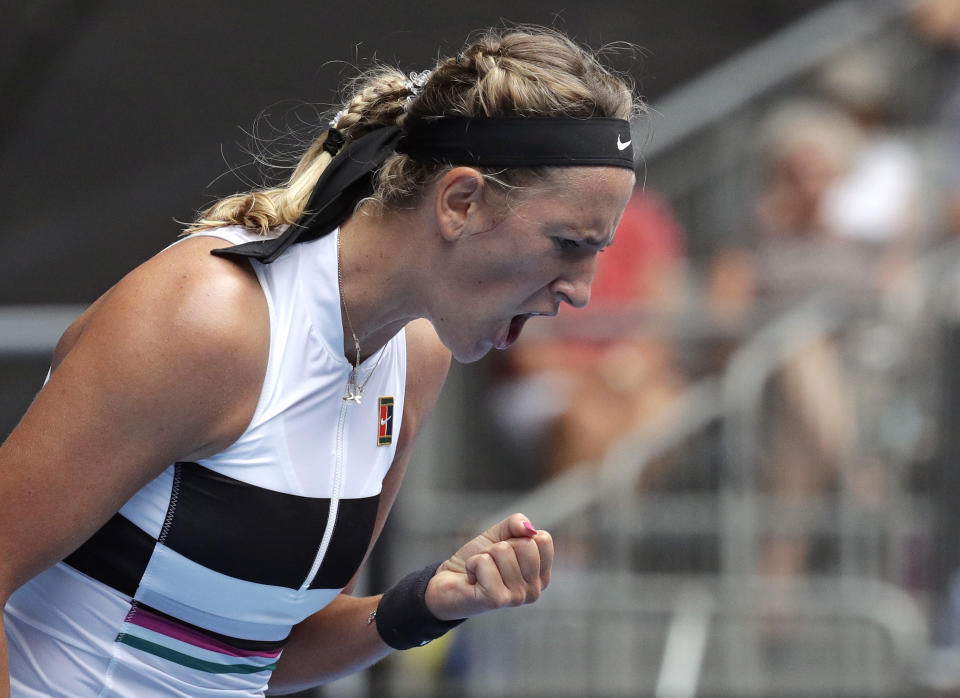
[268,513,552,692]
[0,237,270,696]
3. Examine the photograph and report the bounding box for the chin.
[447,339,494,364]
[431,320,496,363]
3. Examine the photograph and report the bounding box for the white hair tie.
[403,70,433,104]
[328,109,347,129]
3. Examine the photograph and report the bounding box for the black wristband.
[374,563,465,650]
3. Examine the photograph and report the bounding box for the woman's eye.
[555,237,580,250]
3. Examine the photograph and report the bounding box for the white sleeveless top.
[5,227,407,697]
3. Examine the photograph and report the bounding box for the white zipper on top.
[299,390,351,591]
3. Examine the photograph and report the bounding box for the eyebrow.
[591,233,616,249]
[559,225,615,250]
[582,230,616,250]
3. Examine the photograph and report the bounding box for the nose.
[550,258,597,309]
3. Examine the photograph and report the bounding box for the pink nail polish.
[523,520,537,535]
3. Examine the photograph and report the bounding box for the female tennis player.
[0,27,638,696]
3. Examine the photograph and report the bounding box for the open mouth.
[499,311,555,350]
[506,314,532,346]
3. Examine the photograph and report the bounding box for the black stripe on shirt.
[63,462,380,595]
[63,512,154,597]
[165,462,379,590]
[309,493,381,590]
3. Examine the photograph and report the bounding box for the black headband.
[398,116,634,168]
[212,116,634,263]
[212,126,403,263]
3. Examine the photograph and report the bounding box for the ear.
[433,167,486,242]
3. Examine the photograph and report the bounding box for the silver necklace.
[337,232,384,405]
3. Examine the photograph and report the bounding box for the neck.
[337,205,430,361]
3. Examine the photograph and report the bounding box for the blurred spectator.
[914,0,960,45]
[708,100,882,589]
[709,100,872,323]
[816,47,924,248]
[913,0,960,242]
[488,188,688,479]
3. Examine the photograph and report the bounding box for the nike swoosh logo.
[380,417,390,426]
[617,135,632,151]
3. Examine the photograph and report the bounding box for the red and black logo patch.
[378,396,394,446]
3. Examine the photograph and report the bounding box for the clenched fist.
[424,513,554,621]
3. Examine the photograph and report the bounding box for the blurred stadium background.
[8,1,960,695]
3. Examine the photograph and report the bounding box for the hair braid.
[332,69,411,138]
[186,26,640,235]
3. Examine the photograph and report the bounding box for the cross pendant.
[343,390,362,405]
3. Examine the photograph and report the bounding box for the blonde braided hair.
[186,27,640,236]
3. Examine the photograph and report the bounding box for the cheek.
[454,223,554,303]
[462,254,544,298]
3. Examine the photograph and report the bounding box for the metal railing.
[410,282,938,697]
[483,376,723,532]
[0,304,84,357]
[637,0,908,162]
[427,573,927,698]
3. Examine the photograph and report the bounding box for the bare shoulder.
[74,236,269,452]
[85,236,265,351]
[0,236,270,595]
